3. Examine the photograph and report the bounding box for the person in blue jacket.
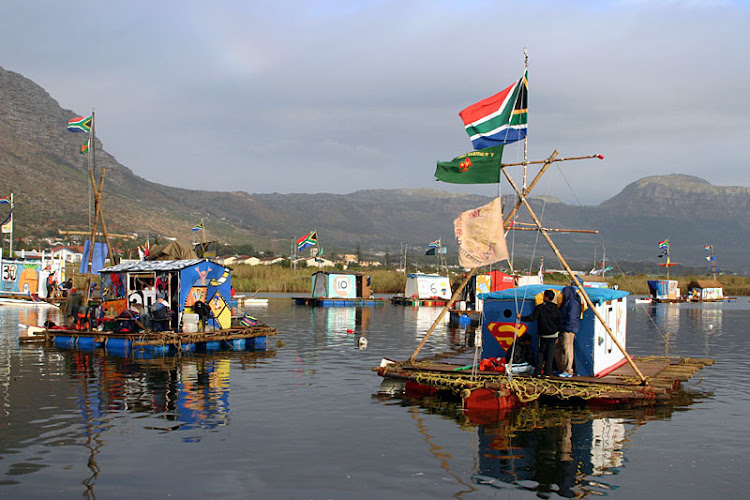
[556,286,582,377]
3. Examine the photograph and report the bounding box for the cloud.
[1,0,748,204]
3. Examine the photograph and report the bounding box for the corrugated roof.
[687,280,723,289]
[100,259,211,273]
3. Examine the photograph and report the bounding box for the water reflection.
[0,347,274,496]
[383,393,707,498]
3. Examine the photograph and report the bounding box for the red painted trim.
[594,356,629,378]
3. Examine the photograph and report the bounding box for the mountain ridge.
[2,65,749,273]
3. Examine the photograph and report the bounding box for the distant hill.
[2,65,749,273]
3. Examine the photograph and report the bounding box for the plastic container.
[182,313,199,333]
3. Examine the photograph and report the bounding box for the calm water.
[1,295,748,499]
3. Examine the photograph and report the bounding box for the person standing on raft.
[517,289,561,377]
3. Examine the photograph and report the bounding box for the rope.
[553,164,673,348]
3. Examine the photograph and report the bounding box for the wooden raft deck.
[378,354,714,404]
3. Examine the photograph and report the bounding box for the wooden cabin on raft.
[293,271,385,306]
[391,273,452,306]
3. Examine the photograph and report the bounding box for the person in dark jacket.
[556,286,582,377]
[517,289,561,377]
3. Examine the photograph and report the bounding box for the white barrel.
[182,313,199,333]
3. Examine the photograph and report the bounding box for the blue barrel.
[458,314,472,328]
[250,336,267,351]
[223,338,246,350]
[199,341,221,351]
[179,342,196,352]
[77,337,96,350]
[54,336,76,348]
[106,338,131,350]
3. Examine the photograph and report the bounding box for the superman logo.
[486,322,527,350]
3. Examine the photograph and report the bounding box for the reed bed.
[68,265,750,296]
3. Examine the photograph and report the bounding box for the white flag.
[454,197,509,268]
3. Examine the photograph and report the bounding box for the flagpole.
[8,193,13,258]
[522,49,529,194]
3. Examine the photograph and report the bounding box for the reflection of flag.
[192,222,203,231]
[67,116,92,133]
[434,145,504,184]
[297,230,317,251]
[459,70,528,150]
[454,197,509,268]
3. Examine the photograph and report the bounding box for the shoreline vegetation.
[203,266,750,296]
[72,265,750,296]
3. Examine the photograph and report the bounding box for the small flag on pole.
[67,116,92,133]
[428,239,440,248]
[434,145,504,184]
[192,222,204,232]
[297,230,318,251]
[658,239,670,249]
[0,196,10,205]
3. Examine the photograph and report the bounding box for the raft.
[390,296,449,307]
[41,325,277,354]
[293,296,385,307]
[377,353,714,412]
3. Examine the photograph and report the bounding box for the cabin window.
[503,308,513,318]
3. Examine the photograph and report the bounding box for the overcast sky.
[2,0,748,204]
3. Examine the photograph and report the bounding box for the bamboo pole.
[501,170,648,384]
[506,227,599,234]
[504,151,559,224]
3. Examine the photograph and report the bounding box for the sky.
[2,0,748,205]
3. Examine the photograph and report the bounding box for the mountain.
[2,65,749,273]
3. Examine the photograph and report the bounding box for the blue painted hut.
[478,285,630,378]
[99,259,233,331]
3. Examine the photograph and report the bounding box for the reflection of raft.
[41,326,277,353]
[377,354,714,413]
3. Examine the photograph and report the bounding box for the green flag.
[434,145,504,184]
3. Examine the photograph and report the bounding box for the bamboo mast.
[407,154,600,364]
[82,110,116,302]
[501,168,648,384]
[522,49,529,194]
